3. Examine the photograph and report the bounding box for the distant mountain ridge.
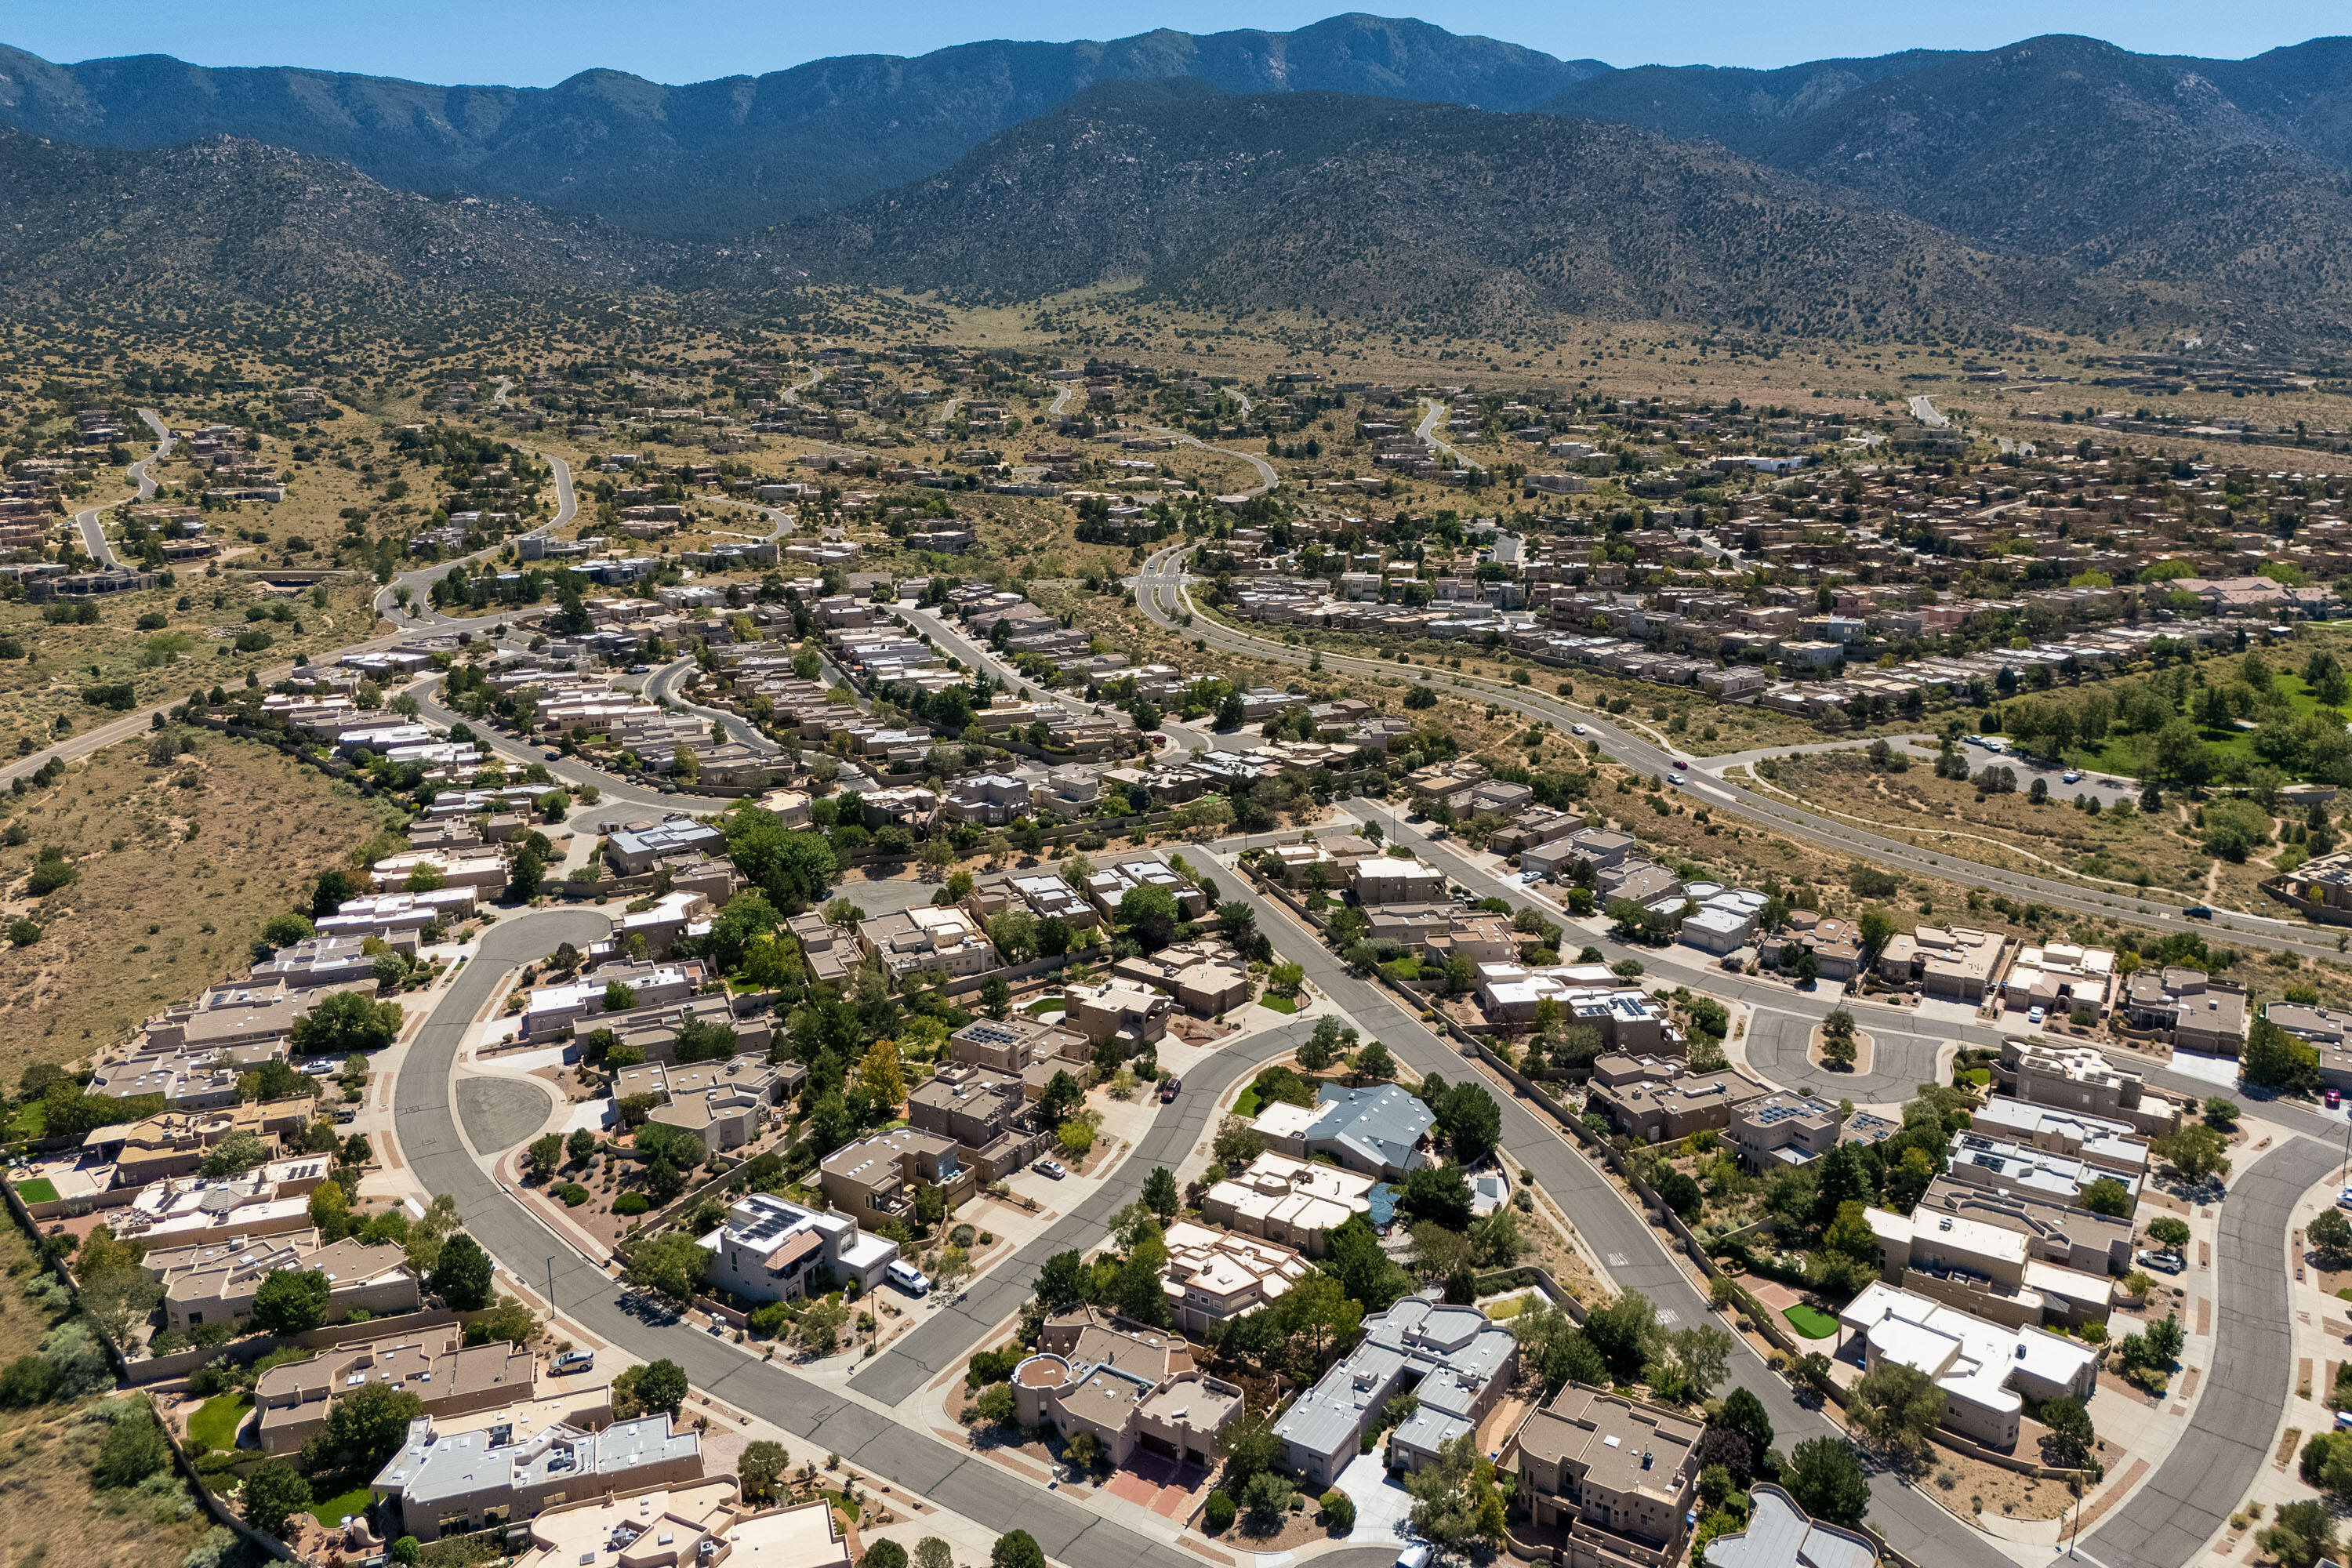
[0,125,651,315]
[10,17,2352,334]
[745,81,2071,335]
[0,15,1606,236]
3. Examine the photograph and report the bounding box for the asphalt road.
[2071,1134,2337,1568]
[1210,820,2350,1568]
[71,407,176,568]
[394,904,1396,1568]
[1414,400,1475,469]
[1131,546,2345,962]
[1192,861,2020,1568]
[850,1014,1327,1405]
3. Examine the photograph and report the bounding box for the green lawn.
[1022,996,1066,1018]
[11,1178,58,1204]
[1259,994,1298,1014]
[187,1394,250,1454]
[1784,1304,1840,1340]
[2059,673,2336,780]
[8,1102,45,1139]
[308,1483,375,1526]
[1233,1088,1263,1117]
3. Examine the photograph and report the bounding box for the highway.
[1131,545,2352,964]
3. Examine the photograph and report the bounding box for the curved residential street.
[392,903,1396,1568]
[1131,545,2346,962]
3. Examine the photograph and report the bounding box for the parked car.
[1984,739,2005,753]
[1034,1159,1067,1180]
[2027,1006,2045,1025]
[1396,1545,1433,1568]
[2338,1186,2352,1209]
[545,749,563,761]
[1160,1077,1181,1103]
[2136,1249,2185,1275]
[2183,905,2215,919]
[887,1261,932,1297]
[2332,1088,2344,1111]
[1428,827,1450,840]
[552,1350,596,1375]
[2062,769,2082,784]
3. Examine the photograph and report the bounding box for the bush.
[1319,1490,1356,1533]
[557,1184,590,1207]
[614,1192,652,1216]
[1203,1491,1236,1534]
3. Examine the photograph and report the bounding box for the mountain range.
[8,16,2352,335]
[744,81,2056,338]
[0,16,1606,237]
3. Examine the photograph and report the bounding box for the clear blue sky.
[4,1,2343,86]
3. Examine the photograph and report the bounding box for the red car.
[2330,1088,2343,1111]
[1160,1076,1182,1102]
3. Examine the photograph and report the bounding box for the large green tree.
[430,1232,495,1311]
[252,1269,330,1335]
[1783,1437,1870,1527]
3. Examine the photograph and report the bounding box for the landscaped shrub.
[1203,1491,1236,1534]
[557,1185,590,1207]
[613,1193,651,1216]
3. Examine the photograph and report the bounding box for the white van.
[887,1261,932,1297]
[1395,1544,1433,1568]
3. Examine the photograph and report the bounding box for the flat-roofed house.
[1864,1205,2114,1330]
[1352,858,1450,906]
[1874,926,2008,1004]
[817,1128,966,1224]
[372,1410,702,1542]
[1943,1131,2139,1212]
[158,1234,419,1332]
[1202,1152,1377,1256]
[2121,967,2248,1054]
[1907,1174,2134,1277]
[1011,1308,1243,1470]
[1510,1383,1701,1564]
[1991,1038,2182,1138]
[1065,978,1171,1049]
[254,1330,563,1457]
[1159,1221,1312,1336]
[1703,1484,1881,1568]
[698,1192,899,1300]
[1835,1281,2099,1450]
[510,1490,848,1568]
[1272,1298,1518,1489]
[1966,1099,2150,1178]
[1590,1068,1766,1145]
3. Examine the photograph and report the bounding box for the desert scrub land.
[0,734,394,1082]
[1762,749,2307,910]
[0,575,385,758]
[0,1223,216,1568]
